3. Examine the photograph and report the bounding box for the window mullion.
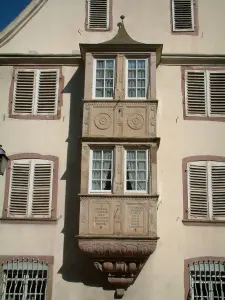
[136,60,138,98]
[101,150,103,191]
[33,70,40,115]
[206,70,211,117]
[135,151,137,191]
[27,160,35,217]
[208,162,213,220]
[103,61,106,98]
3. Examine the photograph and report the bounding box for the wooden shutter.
[187,162,208,219]
[185,71,207,116]
[88,0,109,29]
[13,70,35,114]
[36,70,59,115]
[31,161,53,218]
[211,162,225,219]
[8,161,30,217]
[172,0,194,31]
[209,71,225,116]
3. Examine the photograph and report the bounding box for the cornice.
[1,53,225,66]
[0,0,48,48]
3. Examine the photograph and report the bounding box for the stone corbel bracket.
[78,237,158,297]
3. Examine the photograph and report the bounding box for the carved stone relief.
[82,101,157,138]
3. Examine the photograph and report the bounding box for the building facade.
[1,0,225,299]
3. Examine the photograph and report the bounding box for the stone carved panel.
[82,101,157,138]
[89,200,113,234]
[79,196,158,237]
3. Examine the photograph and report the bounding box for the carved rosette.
[78,238,157,297]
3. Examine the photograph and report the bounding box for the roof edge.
[0,0,48,48]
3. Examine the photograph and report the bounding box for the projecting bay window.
[10,68,62,119]
[183,157,225,221]
[186,259,225,300]
[89,149,113,192]
[126,59,148,99]
[3,155,58,220]
[125,150,149,193]
[94,59,115,98]
[183,68,225,120]
[0,257,53,300]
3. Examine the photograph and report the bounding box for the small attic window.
[86,0,112,31]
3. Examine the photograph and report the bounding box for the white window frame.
[126,58,148,100]
[13,69,60,116]
[187,160,225,220]
[89,149,114,193]
[93,58,115,99]
[87,0,110,30]
[8,159,54,218]
[185,69,225,117]
[124,149,149,194]
[172,0,195,32]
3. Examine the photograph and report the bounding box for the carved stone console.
[78,195,158,297]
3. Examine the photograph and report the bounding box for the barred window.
[189,260,225,299]
[0,258,49,300]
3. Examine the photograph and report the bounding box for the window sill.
[183,219,225,226]
[9,114,60,120]
[184,116,225,122]
[0,217,59,224]
[171,30,198,36]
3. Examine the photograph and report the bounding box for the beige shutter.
[209,71,225,116]
[88,0,109,29]
[172,0,194,31]
[13,70,35,114]
[187,162,208,219]
[185,71,207,116]
[211,162,225,219]
[36,70,59,115]
[31,161,53,218]
[8,161,30,217]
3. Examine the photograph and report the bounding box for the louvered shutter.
[36,70,59,115]
[13,70,35,114]
[185,71,207,116]
[209,71,225,116]
[8,161,30,217]
[172,0,194,31]
[187,162,208,219]
[211,162,225,219]
[88,0,109,30]
[31,161,53,218]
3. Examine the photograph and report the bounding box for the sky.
[0,0,32,31]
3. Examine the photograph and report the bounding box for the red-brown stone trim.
[184,257,225,300]
[9,66,64,120]
[0,255,53,300]
[85,0,112,32]
[183,156,225,221]
[3,153,59,220]
[170,0,198,36]
[181,66,225,122]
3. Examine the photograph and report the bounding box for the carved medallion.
[127,113,144,130]
[94,113,112,130]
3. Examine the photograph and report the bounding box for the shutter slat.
[211,163,225,218]
[88,0,109,29]
[8,163,30,217]
[172,0,194,31]
[31,162,53,218]
[188,162,208,219]
[209,72,225,115]
[185,71,207,116]
[36,70,59,115]
[13,70,35,114]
